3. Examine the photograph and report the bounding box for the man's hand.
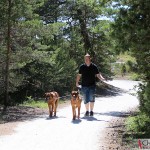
[76,74,81,87]
[96,73,106,81]
[76,82,79,87]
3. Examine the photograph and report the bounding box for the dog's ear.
[44,93,48,97]
[71,91,74,95]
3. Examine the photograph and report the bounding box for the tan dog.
[45,91,59,117]
[71,91,82,120]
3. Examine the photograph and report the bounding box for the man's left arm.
[96,73,105,81]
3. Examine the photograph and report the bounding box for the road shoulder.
[0,100,70,136]
[99,108,138,150]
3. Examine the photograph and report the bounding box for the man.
[76,53,105,116]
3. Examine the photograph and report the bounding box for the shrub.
[126,113,150,137]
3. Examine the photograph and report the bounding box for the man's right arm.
[76,74,81,87]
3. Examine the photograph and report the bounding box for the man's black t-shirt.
[79,63,99,86]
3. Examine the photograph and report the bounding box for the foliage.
[111,52,138,79]
[21,96,67,109]
[126,113,150,137]
[112,0,150,137]
[129,73,140,81]
[0,0,46,104]
[22,96,48,109]
[138,82,150,115]
[0,0,115,105]
[113,0,150,116]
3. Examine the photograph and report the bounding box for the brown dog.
[71,91,82,120]
[45,91,59,117]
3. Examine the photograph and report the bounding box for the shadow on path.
[81,116,109,122]
[0,106,47,124]
[46,115,66,121]
[96,81,126,97]
[94,111,133,118]
[71,119,82,124]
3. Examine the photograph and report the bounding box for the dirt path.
[0,80,139,150]
[0,101,69,136]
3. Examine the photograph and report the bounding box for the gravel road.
[0,80,139,150]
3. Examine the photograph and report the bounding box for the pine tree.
[112,0,150,133]
[0,0,46,106]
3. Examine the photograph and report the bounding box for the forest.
[0,0,150,136]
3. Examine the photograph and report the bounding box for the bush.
[130,73,140,81]
[138,82,150,115]
[126,113,150,137]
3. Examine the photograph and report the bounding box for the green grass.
[128,73,140,81]
[113,72,140,81]
[117,52,136,63]
[21,99,48,108]
[20,96,68,109]
[113,52,139,80]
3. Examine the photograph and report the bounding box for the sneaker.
[84,111,89,116]
[90,111,94,116]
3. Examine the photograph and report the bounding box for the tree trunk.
[77,9,91,54]
[4,0,11,108]
[77,8,96,59]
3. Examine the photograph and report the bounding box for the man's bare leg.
[90,102,94,116]
[85,103,89,111]
[85,103,90,116]
[90,102,94,111]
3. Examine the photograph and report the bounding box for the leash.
[59,86,82,100]
[44,86,82,101]
[58,94,71,100]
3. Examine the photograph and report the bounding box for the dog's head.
[71,91,79,100]
[44,92,54,101]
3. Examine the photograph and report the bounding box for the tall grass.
[21,96,68,109]
[22,99,48,108]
